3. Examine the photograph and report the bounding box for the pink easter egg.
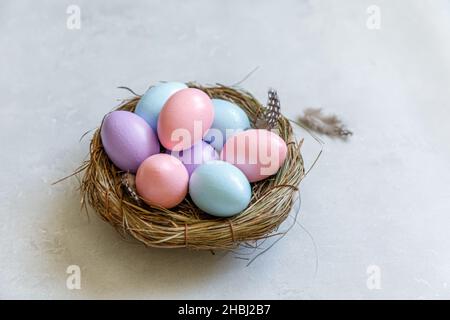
[157,88,214,151]
[220,129,288,182]
[136,154,189,208]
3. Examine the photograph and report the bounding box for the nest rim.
[80,83,305,250]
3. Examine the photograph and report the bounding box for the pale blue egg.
[203,99,251,151]
[135,82,188,131]
[189,160,252,217]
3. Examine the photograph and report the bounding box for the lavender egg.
[101,111,160,173]
[166,141,218,176]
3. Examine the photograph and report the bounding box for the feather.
[121,172,141,204]
[266,88,281,129]
[298,108,352,138]
[255,88,281,129]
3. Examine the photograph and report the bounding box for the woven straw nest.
[79,83,305,250]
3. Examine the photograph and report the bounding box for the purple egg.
[101,111,160,173]
[166,141,219,176]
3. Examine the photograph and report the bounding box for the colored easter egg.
[204,99,251,151]
[189,160,251,217]
[157,88,214,151]
[166,141,219,176]
[100,111,160,173]
[220,129,288,182]
[134,82,188,131]
[136,154,189,208]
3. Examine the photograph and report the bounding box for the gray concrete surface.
[1,0,450,299]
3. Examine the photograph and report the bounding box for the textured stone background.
[1,0,450,299]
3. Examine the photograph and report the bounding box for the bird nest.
[79,84,305,250]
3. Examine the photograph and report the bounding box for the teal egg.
[189,160,252,217]
[204,99,251,151]
[135,82,187,131]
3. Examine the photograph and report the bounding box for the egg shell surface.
[203,99,251,151]
[189,160,252,217]
[136,154,189,208]
[134,82,188,131]
[166,141,219,176]
[157,88,214,151]
[100,111,160,173]
[220,129,288,182]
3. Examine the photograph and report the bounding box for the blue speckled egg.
[189,160,252,217]
[203,99,251,151]
[134,81,188,131]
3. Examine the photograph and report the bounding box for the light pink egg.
[220,129,288,182]
[157,88,214,151]
[136,154,189,208]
